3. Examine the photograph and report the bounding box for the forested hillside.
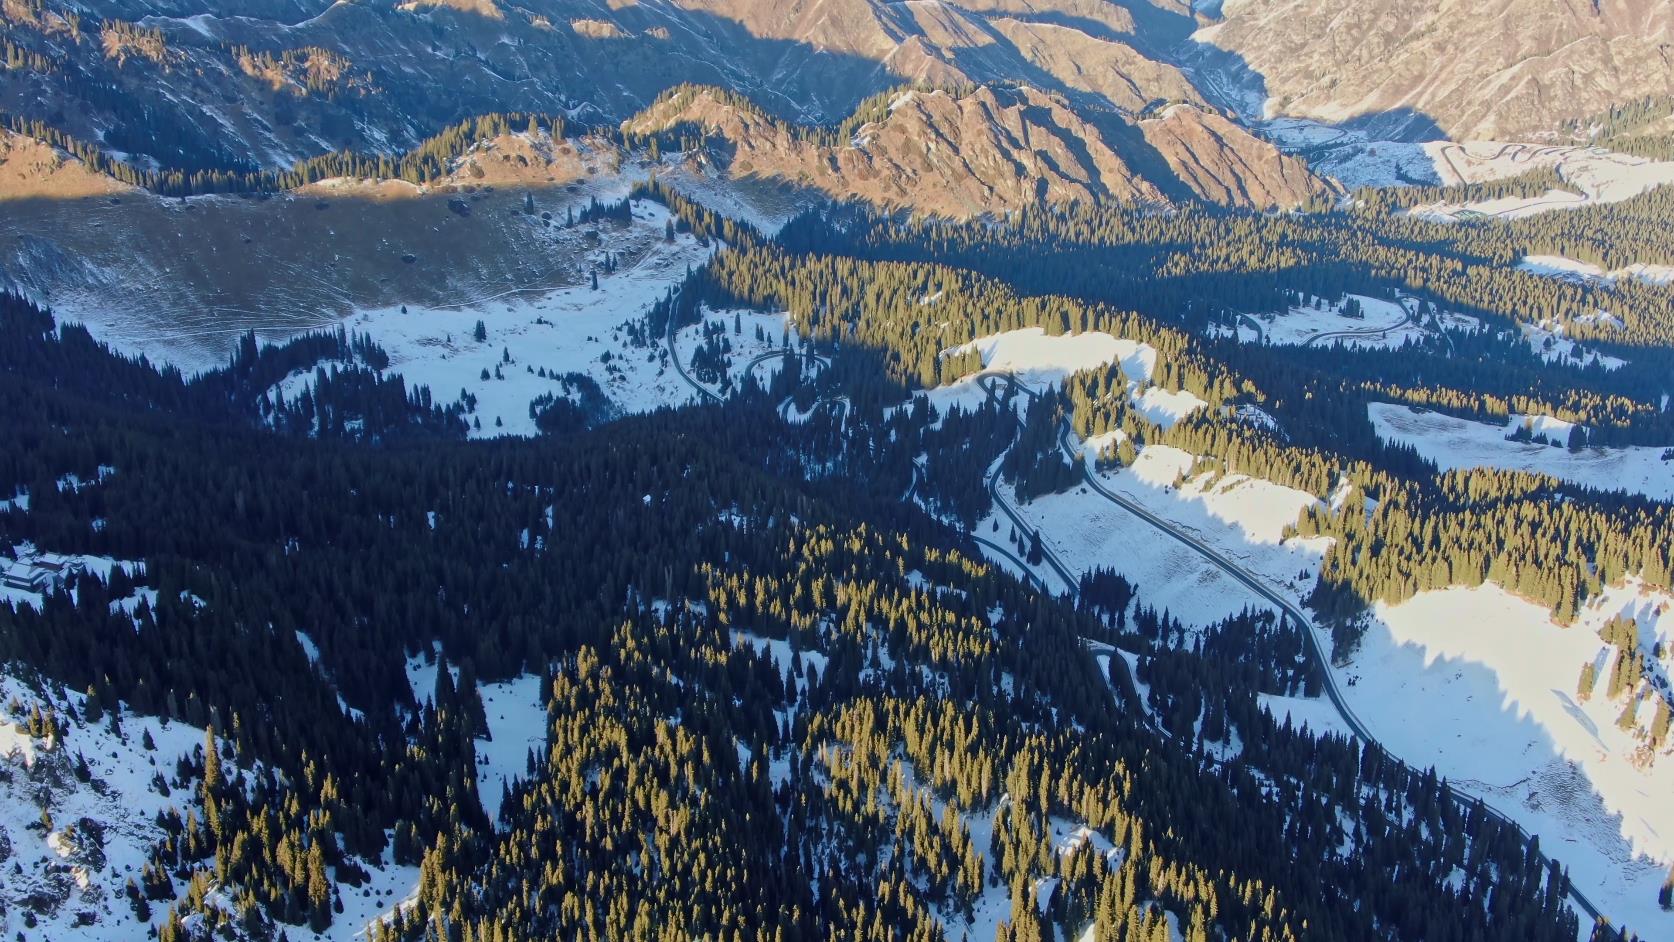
[0,273,1603,941]
[3,4,1673,934]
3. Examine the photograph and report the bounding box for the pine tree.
[1576,661,1598,702]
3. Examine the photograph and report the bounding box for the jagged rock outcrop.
[630,85,1332,214]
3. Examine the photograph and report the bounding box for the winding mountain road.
[975,370,1615,932]
[664,306,1611,930]
[1300,299,1416,348]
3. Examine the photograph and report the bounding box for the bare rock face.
[989,18,1206,114]
[1140,105,1339,207]
[1196,0,1674,140]
[629,85,1333,214]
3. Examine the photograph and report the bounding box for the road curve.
[664,312,1611,930]
[664,289,724,404]
[741,348,828,387]
[1300,300,1416,348]
[975,370,1615,931]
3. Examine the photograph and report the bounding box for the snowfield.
[949,328,1157,385]
[317,202,723,436]
[0,673,207,941]
[1514,318,1629,371]
[939,328,1204,427]
[1133,387,1209,429]
[1518,255,1674,288]
[1369,403,1674,501]
[1249,117,1444,190]
[1000,443,1328,629]
[1234,293,1427,349]
[0,669,420,942]
[1410,142,1674,221]
[405,650,547,825]
[1258,692,1354,740]
[1331,582,1674,937]
[682,309,801,396]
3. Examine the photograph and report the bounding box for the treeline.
[1353,165,1575,213]
[0,292,464,440]
[1,110,578,196]
[1564,96,1674,161]
[782,202,1674,442]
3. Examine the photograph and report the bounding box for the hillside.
[0,129,663,370]
[5,3,1674,940]
[1193,0,1674,140]
[0,263,1594,941]
[0,0,1203,171]
[627,85,1334,213]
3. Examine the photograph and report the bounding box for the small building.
[2,561,51,592]
[1,554,84,593]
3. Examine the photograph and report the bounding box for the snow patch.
[1369,403,1674,501]
[1334,582,1674,935]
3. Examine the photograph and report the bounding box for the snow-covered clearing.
[1518,255,1674,288]
[914,373,998,422]
[938,328,1203,426]
[1234,293,1435,349]
[1002,443,1327,629]
[405,652,547,824]
[1258,692,1353,741]
[1511,318,1629,371]
[1410,142,1674,221]
[949,328,1157,385]
[1369,403,1674,501]
[324,202,719,436]
[682,309,801,396]
[1330,582,1674,936]
[731,628,831,678]
[1251,117,1443,190]
[0,673,206,941]
[1133,387,1209,429]
[474,674,546,823]
[0,667,422,941]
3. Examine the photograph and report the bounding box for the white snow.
[1258,693,1353,740]
[731,628,831,678]
[1238,293,1427,349]
[295,630,321,665]
[0,673,410,941]
[1511,319,1629,371]
[1518,255,1674,288]
[933,329,1202,428]
[1132,387,1207,428]
[947,328,1157,385]
[679,309,801,397]
[1331,581,1674,935]
[1005,443,1327,628]
[474,674,546,823]
[332,202,721,436]
[1369,403,1674,501]
[406,652,546,824]
[1410,142,1674,221]
[1252,117,1443,190]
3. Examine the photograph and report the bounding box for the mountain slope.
[1193,0,1674,140]
[629,85,1334,213]
[0,0,1200,172]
